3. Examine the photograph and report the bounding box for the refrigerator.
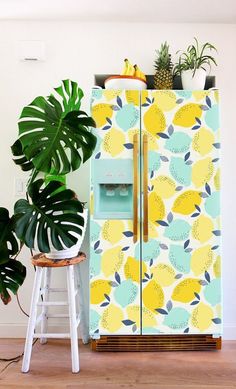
[89,89,221,342]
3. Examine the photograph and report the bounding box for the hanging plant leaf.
[0,259,26,305]
[15,80,97,175]
[14,179,84,253]
[11,139,34,172]
[0,208,19,264]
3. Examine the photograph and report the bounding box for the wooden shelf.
[94,74,216,90]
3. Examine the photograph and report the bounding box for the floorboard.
[0,339,236,388]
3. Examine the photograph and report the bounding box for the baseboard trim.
[0,324,236,340]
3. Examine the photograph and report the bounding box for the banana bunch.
[120,59,146,82]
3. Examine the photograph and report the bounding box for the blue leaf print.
[117,96,122,108]
[122,319,135,326]
[115,272,121,284]
[124,143,133,149]
[156,220,169,226]
[95,152,101,159]
[205,271,211,283]
[156,308,168,315]
[157,133,169,139]
[94,240,100,250]
[123,231,133,237]
[206,96,212,108]
[212,318,221,324]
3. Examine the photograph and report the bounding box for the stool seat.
[31,252,86,267]
[22,252,88,374]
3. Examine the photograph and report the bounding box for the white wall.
[0,21,235,339]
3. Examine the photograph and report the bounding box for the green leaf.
[17,80,97,175]
[14,179,85,253]
[0,259,26,305]
[0,208,19,264]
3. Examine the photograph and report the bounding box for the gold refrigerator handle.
[143,134,148,242]
[133,134,138,243]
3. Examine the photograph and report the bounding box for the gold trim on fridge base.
[133,133,138,243]
[143,134,148,242]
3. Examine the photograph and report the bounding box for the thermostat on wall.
[18,40,45,61]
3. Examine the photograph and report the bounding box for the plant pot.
[181,69,206,90]
[45,209,88,260]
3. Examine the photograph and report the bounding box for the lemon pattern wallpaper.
[90,89,221,337]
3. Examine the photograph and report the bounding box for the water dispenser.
[92,159,133,219]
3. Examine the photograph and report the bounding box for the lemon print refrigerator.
[90,88,221,351]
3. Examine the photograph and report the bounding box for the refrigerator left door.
[90,90,142,337]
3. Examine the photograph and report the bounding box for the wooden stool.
[21,252,87,374]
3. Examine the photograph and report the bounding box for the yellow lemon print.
[192,157,214,188]
[143,280,164,312]
[148,192,165,223]
[101,246,124,277]
[151,90,177,111]
[172,190,201,215]
[213,255,221,278]
[191,302,214,331]
[192,91,209,101]
[192,128,214,156]
[103,128,125,157]
[92,103,113,127]
[90,193,94,215]
[148,221,159,239]
[103,90,121,101]
[152,263,176,287]
[101,304,124,333]
[90,279,111,304]
[172,278,201,303]
[124,256,147,283]
[151,175,176,199]
[214,168,220,190]
[101,220,125,245]
[173,103,202,127]
[126,305,157,328]
[144,105,166,136]
[191,245,213,276]
[125,90,148,106]
[192,215,213,243]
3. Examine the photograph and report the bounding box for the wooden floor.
[0,339,236,388]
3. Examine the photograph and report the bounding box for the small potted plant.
[174,38,217,90]
[0,80,96,304]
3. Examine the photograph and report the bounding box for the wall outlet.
[15,178,28,197]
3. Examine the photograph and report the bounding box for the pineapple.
[154,42,173,90]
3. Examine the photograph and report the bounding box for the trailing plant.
[174,38,217,77]
[0,80,96,304]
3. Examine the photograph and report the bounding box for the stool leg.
[67,265,80,373]
[40,267,51,344]
[22,266,43,373]
[75,265,89,344]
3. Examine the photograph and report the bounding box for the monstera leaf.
[11,139,34,172]
[0,207,26,305]
[14,80,97,175]
[14,179,85,253]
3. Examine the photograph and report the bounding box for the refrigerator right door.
[141,90,222,335]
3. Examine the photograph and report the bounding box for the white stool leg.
[75,265,89,344]
[22,266,43,373]
[40,267,51,344]
[67,265,80,373]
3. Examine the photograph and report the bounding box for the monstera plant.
[0,80,96,304]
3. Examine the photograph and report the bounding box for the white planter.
[105,76,147,90]
[181,69,206,90]
[46,209,88,260]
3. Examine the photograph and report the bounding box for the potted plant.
[0,80,96,304]
[174,38,217,90]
